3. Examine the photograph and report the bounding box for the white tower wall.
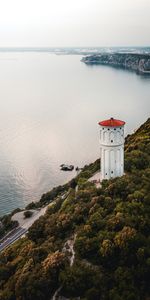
[99,124,125,180]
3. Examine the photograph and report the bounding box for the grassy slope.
[0,119,150,300]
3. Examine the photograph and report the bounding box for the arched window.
[110,132,114,143]
[117,131,121,143]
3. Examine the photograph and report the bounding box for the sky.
[0,0,150,47]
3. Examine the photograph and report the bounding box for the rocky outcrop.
[51,235,76,300]
[82,52,150,75]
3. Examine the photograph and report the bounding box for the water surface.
[0,52,149,216]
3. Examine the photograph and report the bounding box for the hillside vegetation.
[0,118,150,300]
[82,53,150,75]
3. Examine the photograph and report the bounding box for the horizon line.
[0,46,149,49]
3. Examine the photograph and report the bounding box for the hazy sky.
[0,0,150,47]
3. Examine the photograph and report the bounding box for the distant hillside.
[0,118,150,300]
[82,53,150,75]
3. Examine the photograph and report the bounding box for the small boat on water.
[60,164,74,171]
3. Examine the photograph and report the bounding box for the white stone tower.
[98,117,125,180]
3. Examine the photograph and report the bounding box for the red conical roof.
[98,118,125,127]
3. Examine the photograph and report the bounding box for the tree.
[24,211,33,219]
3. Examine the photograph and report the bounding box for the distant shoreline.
[82,52,150,75]
[0,46,150,56]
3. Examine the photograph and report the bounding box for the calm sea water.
[0,52,149,216]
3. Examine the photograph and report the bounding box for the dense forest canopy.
[0,118,150,300]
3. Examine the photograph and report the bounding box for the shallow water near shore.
[0,52,149,216]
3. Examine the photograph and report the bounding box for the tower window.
[105,173,107,175]
[111,171,113,174]
[102,128,104,130]
[111,140,113,143]
[114,128,116,130]
[108,128,110,130]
